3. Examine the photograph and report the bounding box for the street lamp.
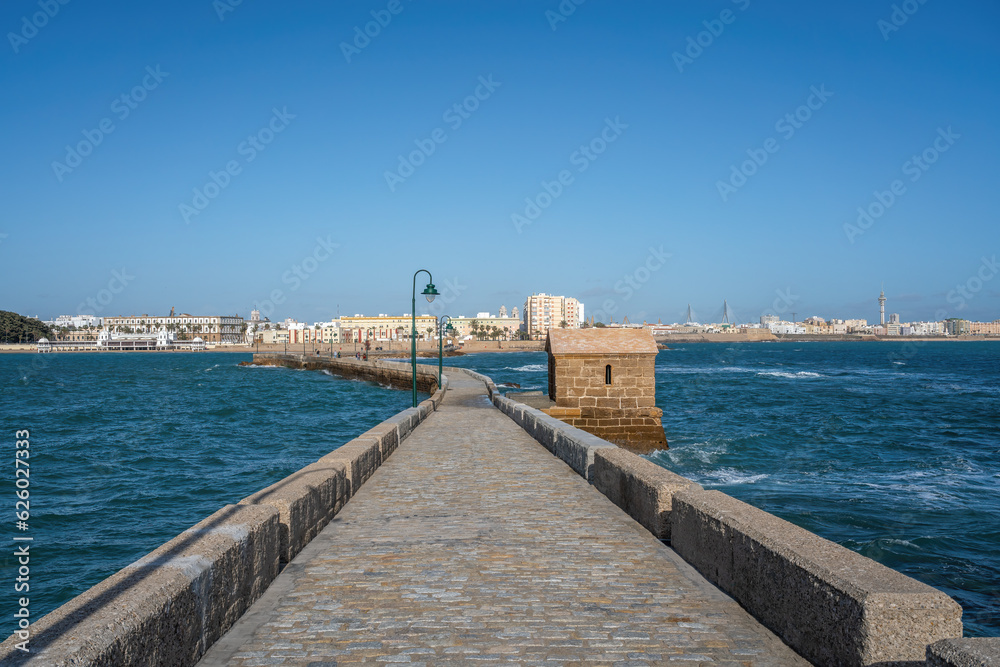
[437,316,454,389]
[411,270,438,407]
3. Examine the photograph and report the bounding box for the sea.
[1,342,997,638]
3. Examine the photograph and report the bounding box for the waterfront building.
[45,314,102,329]
[245,308,273,343]
[339,315,439,343]
[970,320,1000,335]
[760,315,779,326]
[944,319,970,335]
[39,328,206,352]
[910,321,944,336]
[103,312,245,343]
[844,319,868,333]
[261,329,289,345]
[524,293,583,340]
[879,287,887,325]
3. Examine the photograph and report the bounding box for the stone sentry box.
[544,328,667,454]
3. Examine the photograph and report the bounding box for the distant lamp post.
[411,270,438,407]
[437,316,454,389]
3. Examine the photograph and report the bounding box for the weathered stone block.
[927,638,1000,666]
[361,422,400,459]
[592,449,701,541]
[239,460,348,564]
[0,505,279,666]
[319,436,382,495]
[671,489,963,666]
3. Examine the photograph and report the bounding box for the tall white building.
[523,293,583,340]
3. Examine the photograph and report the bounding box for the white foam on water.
[757,371,824,379]
[706,468,769,485]
[506,364,546,372]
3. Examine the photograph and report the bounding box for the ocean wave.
[506,364,546,372]
[757,371,824,379]
[703,468,770,485]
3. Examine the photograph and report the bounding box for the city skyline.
[30,281,999,330]
[2,1,998,324]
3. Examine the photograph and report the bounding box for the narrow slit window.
[605,364,612,385]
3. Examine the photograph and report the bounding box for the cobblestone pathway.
[200,374,806,666]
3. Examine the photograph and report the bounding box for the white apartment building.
[47,314,103,329]
[103,313,245,343]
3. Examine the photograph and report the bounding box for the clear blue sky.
[2,0,998,324]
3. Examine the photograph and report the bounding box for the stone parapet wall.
[671,489,963,666]
[591,447,702,541]
[494,388,971,666]
[0,505,280,666]
[0,373,450,666]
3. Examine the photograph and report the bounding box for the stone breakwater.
[489,391,997,666]
[2,362,996,666]
[0,358,446,666]
[246,354,440,394]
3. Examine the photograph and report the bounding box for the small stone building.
[544,328,667,453]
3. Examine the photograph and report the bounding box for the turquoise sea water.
[1,344,997,639]
[0,352,415,632]
[444,342,1000,638]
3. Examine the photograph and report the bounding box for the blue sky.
[1,0,998,325]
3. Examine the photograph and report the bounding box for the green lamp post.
[411,270,439,407]
[437,316,455,389]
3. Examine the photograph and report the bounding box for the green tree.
[0,311,54,344]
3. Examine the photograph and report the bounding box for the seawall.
[3,363,995,666]
[248,354,440,394]
[489,390,983,666]
[0,358,447,666]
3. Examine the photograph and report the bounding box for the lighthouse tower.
[878,285,887,326]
